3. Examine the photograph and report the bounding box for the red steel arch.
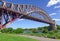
[0,1,56,30]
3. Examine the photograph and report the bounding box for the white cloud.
[18,19,24,21]
[58,0,60,2]
[47,0,60,7]
[50,13,57,16]
[53,18,60,21]
[54,5,60,8]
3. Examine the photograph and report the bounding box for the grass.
[0,33,39,41]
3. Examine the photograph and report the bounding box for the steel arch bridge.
[0,1,56,30]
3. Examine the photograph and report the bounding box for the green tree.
[7,28,13,33]
[38,27,42,30]
[1,28,13,33]
[57,25,60,30]
[1,28,8,33]
[32,28,38,33]
[14,28,24,34]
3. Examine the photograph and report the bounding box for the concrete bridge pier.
[50,20,57,30]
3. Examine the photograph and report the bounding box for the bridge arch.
[21,6,57,30]
[26,8,52,22]
[0,1,56,30]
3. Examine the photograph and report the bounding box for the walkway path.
[18,35,60,41]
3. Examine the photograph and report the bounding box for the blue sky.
[4,0,60,29]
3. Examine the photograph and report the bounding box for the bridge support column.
[0,13,2,29]
[0,23,2,29]
[50,20,57,30]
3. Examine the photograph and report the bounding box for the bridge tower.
[50,20,57,30]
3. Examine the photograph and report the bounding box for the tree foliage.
[14,28,24,34]
[31,28,38,33]
[1,28,24,34]
[1,28,13,33]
